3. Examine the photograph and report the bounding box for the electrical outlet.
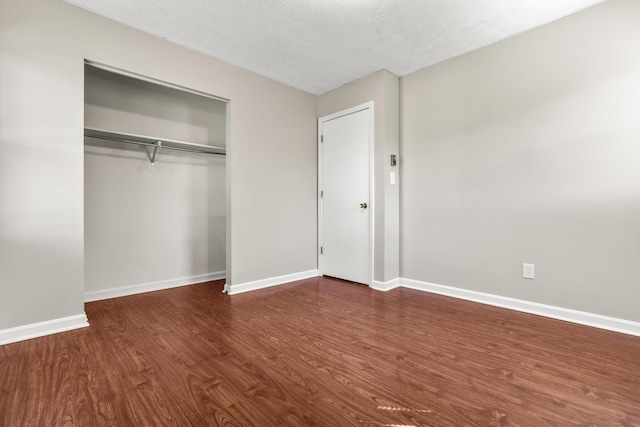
[522,263,535,279]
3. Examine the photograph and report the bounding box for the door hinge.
[320,246,323,254]
[321,135,323,143]
[320,190,323,198]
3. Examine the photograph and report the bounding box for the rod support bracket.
[146,141,161,164]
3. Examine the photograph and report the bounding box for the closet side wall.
[0,28,85,332]
[0,0,316,335]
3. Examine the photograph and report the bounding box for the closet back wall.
[84,66,226,298]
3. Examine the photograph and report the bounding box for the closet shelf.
[84,127,226,164]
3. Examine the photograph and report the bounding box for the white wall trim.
[400,278,640,338]
[84,271,226,302]
[371,278,401,292]
[0,314,89,346]
[226,269,319,295]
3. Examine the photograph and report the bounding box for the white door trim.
[318,101,374,286]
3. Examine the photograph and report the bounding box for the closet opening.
[83,61,228,302]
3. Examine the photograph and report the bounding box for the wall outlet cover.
[523,263,535,279]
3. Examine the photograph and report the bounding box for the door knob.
[360,202,368,209]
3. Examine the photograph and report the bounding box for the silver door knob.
[360,203,368,209]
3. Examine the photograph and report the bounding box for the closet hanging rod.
[84,127,226,156]
[86,133,227,156]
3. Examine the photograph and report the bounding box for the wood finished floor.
[1,277,640,426]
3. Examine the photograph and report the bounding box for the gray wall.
[0,0,317,331]
[317,70,400,284]
[84,66,226,294]
[400,0,640,321]
[3,0,638,335]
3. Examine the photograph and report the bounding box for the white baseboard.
[400,278,640,338]
[85,271,226,302]
[0,313,89,346]
[371,278,401,292]
[226,269,319,295]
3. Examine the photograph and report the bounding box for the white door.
[320,105,372,285]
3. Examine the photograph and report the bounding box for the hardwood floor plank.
[2,277,640,426]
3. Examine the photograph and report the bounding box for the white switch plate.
[522,263,535,279]
[390,172,396,185]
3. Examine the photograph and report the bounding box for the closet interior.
[84,62,227,299]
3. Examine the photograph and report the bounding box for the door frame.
[317,101,375,286]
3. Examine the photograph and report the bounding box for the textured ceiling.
[62,0,606,95]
